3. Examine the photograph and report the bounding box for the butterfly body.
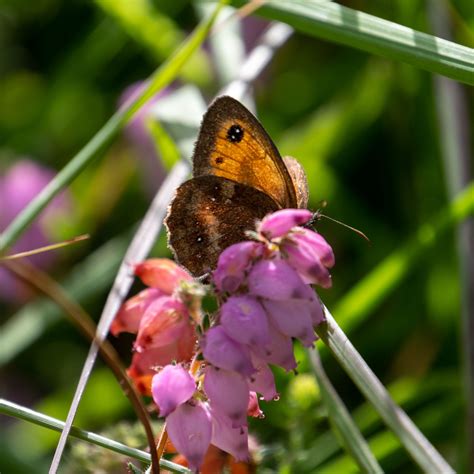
[165,96,308,276]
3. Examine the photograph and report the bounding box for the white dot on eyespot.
[196,236,203,243]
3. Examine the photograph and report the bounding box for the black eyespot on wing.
[227,124,244,143]
[215,157,224,164]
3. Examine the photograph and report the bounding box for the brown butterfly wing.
[165,175,279,276]
[192,96,298,209]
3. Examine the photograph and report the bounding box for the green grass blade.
[232,0,474,85]
[0,1,225,254]
[335,183,474,333]
[308,348,383,473]
[0,399,190,473]
[316,308,455,473]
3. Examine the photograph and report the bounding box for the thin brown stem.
[2,259,160,474]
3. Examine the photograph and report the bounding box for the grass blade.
[334,183,474,333]
[44,3,226,469]
[0,399,190,473]
[0,1,224,254]
[308,347,383,473]
[232,0,474,85]
[316,307,454,473]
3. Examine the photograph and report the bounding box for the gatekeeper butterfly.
[165,96,309,276]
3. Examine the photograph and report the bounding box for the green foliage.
[0,0,472,472]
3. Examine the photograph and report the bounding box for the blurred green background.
[0,1,473,473]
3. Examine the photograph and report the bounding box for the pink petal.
[167,400,212,472]
[258,209,312,239]
[135,296,190,352]
[252,322,297,371]
[308,295,325,326]
[204,366,249,428]
[134,258,192,294]
[262,298,317,347]
[282,229,334,288]
[111,288,163,336]
[296,229,335,268]
[128,326,197,396]
[220,295,270,347]
[211,408,249,462]
[249,355,278,401]
[151,364,196,417]
[284,237,332,288]
[201,326,255,377]
[248,259,310,300]
[247,392,263,418]
[213,241,263,293]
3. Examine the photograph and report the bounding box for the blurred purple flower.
[0,159,69,303]
[120,82,172,194]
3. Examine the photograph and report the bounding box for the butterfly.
[165,96,309,276]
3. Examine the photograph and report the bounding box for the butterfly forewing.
[192,96,298,209]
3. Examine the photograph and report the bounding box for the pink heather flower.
[135,296,191,352]
[249,355,278,401]
[0,159,70,303]
[167,400,212,472]
[210,408,249,462]
[248,259,310,300]
[134,258,192,294]
[281,228,335,288]
[252,320,297,371]
[152,364,196,417]
[258,209,312,239]
[247,392,263,418]
[201,326,255,377]
[111,288,163,336]
[204,366,249,428]
[220,295,270,347]
[213,241,263,293]
[262,298,317,347]
[127,330,196,396]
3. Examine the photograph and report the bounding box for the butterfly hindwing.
[165,175,279,276]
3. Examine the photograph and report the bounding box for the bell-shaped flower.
[247,391,263,418]
[258,208,312,239]
[248,259,310,300]
[248,355,278,401]
[204,366,249,428]
[128,327,196,395]
[167,400,212,472]
[201,326,255,377]
[135,296,192,352]
[262,298,317,347]
[111,288,163,336]
[152,364,196,417]
[213,241,263,293]
[253,321,297,371]
[134,258,192,294]
[220,295,270,347]
[210,408,249,463]
[282,228,334,288]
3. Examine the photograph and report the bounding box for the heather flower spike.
[112,203,335,471]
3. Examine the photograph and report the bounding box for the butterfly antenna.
[317,213,371,244]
